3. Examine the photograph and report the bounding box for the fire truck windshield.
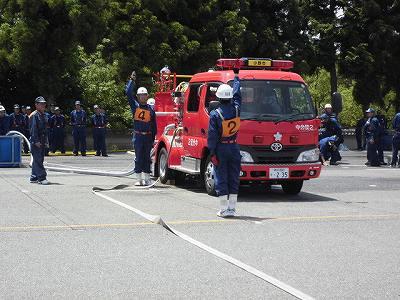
[235,80,315,121]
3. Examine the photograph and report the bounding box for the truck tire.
[281,180,303,195]
[203,155,217,196]
[158,147,172,184]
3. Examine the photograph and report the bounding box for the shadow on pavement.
[238,189,337,203]
[232,215,274,222]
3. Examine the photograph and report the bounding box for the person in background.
[70,101,87,156]
[10,104,29,153]
[364,108,381,167]
[323,103,336,119]
[50,107,66,154]
[0,105,10,135]
[355,115,367,150]
[319,113,343,165]
[91,105,108,157]
[29,97,50,185]
[376,111,388,165]
[390,110,400,168]
[147,98,156,110]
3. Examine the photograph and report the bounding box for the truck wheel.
[203,155,217,196]
[281,180,303,195]
[158,147,172,184]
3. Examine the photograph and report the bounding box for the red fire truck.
[152,58,322,195]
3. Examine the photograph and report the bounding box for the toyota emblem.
[271,142,283,152]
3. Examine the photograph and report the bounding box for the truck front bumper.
[239,162,322,181]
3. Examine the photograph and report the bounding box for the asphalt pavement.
[0,151,399,299]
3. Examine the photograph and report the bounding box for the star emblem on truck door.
[274,132,282,141]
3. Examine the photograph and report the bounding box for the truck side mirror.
[332,92,343,114]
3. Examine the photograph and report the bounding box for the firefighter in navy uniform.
[10,104,29,153]
[0,105,10,135]
[208,68,242,218]
[390,111,400,167]
[376,111,387,165]
[91,105,108,157]
[50,107,66,153]
[319,113,343,165]
[70,101,87,156]
[364,108,381,167]
[29,97,49,185]
[125,71,157,186]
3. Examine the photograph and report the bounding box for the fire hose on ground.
[6,124,179,189]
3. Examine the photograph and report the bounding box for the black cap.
[14,104,20,109]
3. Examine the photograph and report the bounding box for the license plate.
[269,168,289,179]
[248,59,272,67]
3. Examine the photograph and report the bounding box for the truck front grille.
[240,145,316,164]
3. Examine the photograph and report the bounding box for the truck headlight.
[240,151,254,163]
[296,148,320,162]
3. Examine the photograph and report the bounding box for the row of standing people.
[0,102,108,157]
[318,103,400,168]
[363,108,400,167]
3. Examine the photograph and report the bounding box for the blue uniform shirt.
[29,111,48,145]
[208,76,242,155]
[319,115,342,140]
[392,113,400,132]
[319,136,337,159]
[0,114,10,135]
[10,112,26,129]
[125,80,157,138]
[364,116,380,141]
[70,110,87,126]
[51,115,66,128]
[91,113,108,127]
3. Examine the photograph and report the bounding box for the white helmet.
[147,98,155,106]
[216,84,233,99]
[0,105,5,112]
[324,103,332,109]
[137,87,148,95]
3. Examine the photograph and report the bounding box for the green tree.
[0,0,107,106]
[77,42,129,128]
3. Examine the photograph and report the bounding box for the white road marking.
[93,190,314,300]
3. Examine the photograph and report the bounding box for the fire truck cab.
[153,58,322,195]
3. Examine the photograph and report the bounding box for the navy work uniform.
[50,108,66,153]
[70,101,87,156]
[376,113,387,164]
[29,97,49,184]
[319,135,338,164]
[364,108,380,167]
[390,112,400,167]
[10,104,29,153]
[91,105,108,157]
[208,70,241,218]
[355,117,367,150]
[44,111,53,156]
[126,79,157,185]
[0,106,10,135]
[23,107,31,152]
[319,114,343,165]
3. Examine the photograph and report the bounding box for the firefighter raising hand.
[207,67,242,218]
[125,72,157,186]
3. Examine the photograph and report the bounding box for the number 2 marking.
[227,120,238,135]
